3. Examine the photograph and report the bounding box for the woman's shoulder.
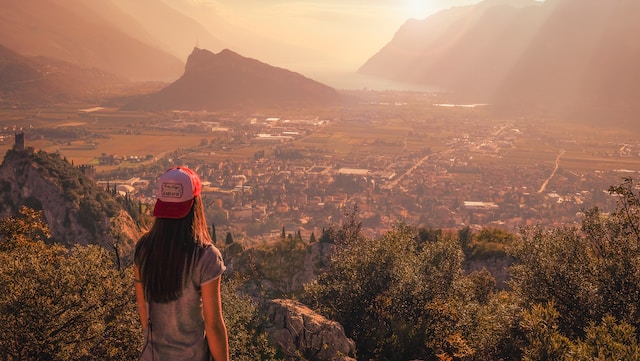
[196,244,226,284]
[201,243,223,260]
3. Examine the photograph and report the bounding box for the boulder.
[265,299,356,361]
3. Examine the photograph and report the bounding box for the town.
[2,90,639,245]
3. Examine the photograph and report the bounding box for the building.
[14,132,24,151]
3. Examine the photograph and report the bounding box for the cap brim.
[153,198,194,219]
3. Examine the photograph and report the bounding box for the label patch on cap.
[161,183,184,199]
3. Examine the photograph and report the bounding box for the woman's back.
[134,166,228,361]
[140,245,224,361]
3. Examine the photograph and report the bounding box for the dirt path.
[537,149,566,194]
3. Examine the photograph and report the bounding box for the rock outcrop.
[265,299,356,361]
[0,148,141,251]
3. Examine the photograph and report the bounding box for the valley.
[1,89,638,246]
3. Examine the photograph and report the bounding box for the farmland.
[1,90,639,235]
[2,92,639,177]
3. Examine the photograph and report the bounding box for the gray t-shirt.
[140,245,225,361]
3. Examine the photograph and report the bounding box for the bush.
[304,222,517,360]
[0,243,141,360]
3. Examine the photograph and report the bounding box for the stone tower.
[14,132,24,151]
[78,164,96,180]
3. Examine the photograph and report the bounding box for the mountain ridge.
[359,0,545,98]
[125,48,341,111]
[359,0,640,124]
[0,44,123,104]
[0,0,184,81]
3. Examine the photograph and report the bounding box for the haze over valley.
[1,0,639,241]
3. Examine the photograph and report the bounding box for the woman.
[134,166,229,361]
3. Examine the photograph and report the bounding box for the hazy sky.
[198,0,483,74]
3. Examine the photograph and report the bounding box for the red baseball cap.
[153,166,202,219]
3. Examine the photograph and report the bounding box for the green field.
[2,100,639,176]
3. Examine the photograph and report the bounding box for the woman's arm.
[134,265,148,330]
[201,276,229,361]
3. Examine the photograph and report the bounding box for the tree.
[210,223,217,244]
[509,177,640,339]
[509,224,606,338]
[222,276,281,361]
[520,303,640,361]
[0,243,141,360]
[457,226,473,252]
[568,316,640,360]
[519,303,572,361]
[225,232,234,245]
[0,206,51,251]
[318,227,334,244]
[304,222,509,360]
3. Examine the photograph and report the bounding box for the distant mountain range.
[0,44,123,105]
[2,0,638,121]
[0,0,185,81]
[0,1,340,108]
[360,0,640,122]
[124,48,341,111]
[0,0,319,82]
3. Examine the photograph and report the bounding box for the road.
[537,149,565,194]
[383,124,510,189]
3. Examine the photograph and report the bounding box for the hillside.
[493,0,640,122]
[359,0,640,124]
[0,0,184,80]
[0,44,124,105]
[359,0,543,98]
[125,48,341,111]
[0,147,141,250]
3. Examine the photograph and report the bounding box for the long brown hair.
[135,195,212,303]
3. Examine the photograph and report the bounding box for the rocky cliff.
[265,299,356,361]
[0,148,141,252]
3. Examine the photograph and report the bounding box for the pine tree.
[211,223,217,244]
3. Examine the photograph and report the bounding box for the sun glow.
[402,0,432,20]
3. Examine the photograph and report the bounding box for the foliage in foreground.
[304,220,521,361]
[304,178,640,360]
[222,275,281,361]
[0,241,141,361]
[2,178,640,360]
[0,208,280,361]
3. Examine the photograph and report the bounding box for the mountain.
[0,147,141,250]
[159,0,331,70]
[0,0,184,81]
[0,44,123,105]
[359,0,640,123]
[107,0,226,62]
[125,48,341,111]
[494,0,640,120]
[359,0,543,98]
[0,0,330,82]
